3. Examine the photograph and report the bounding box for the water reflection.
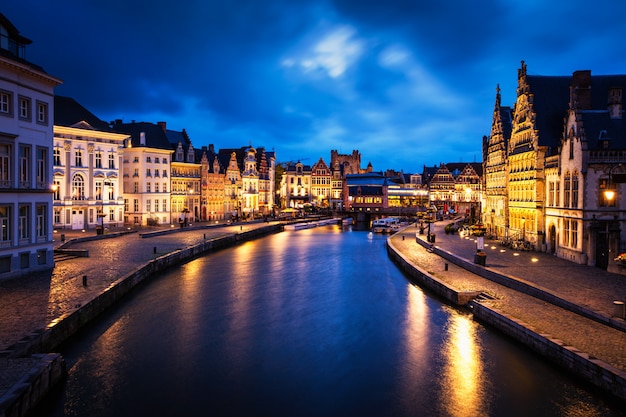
[440,312,487,417]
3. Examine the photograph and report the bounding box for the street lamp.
[604,164,622,204]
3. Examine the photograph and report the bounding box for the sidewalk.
[389,221,626,373]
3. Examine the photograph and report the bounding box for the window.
[53,179,61,200]
[36,204,47,240]
[95,181,102,200]
[18,96,31,120]
[108,184,114,200]
[19,145,30,188]
[71,174,85,200]
[108,153,115,169]
[95,152,102,168]
[146,199,151,212]
[163,182,167,192]
[53,148,61,165]
[146,182,151,193]
[108,208,114,221]
[54,209,61,224]
[154,199,159,212]
[146,156,152,163]
[563,172,571,208]
[154,183,159,193]
[146,168,152,177]
[571,173,579,209]
[133,199,139,212]
[36,101,48,124]
[75,150,83,167]
[162,169,167,177]
[133,168,139,177]
[0,91,12,116]
[162,158,167,164]
[571,220,578,248]
[134,182,139,193]
[0,205,10,244]
[18,205,29,240]
[0,143,10,187]
[36,148,47,188]
[124,199,129,212]
[163,199,167,212]
[155,157,160,163]
[133,156,139,163]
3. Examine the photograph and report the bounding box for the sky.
[4,1,626,173]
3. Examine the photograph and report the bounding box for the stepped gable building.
[111,120,173,226]
[163,123,201,223]
[506,61,572,247]
[311,157,332,209]
[53,96,127,231]
[217,145,276,219]
[485,61,626,271]
[483,85,512,236]
[0,13,62,279]
[199,144,224,221]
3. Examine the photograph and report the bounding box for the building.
[483,85,512,238]
[0,13,62,278]
[200,144,225,222]
[281,161,312,209]
[548,70,626,269]
[111,121,173,226]
[165,125,201,224]
[52,96,127,231]
[485,62,626,272]
[311,157,332,209]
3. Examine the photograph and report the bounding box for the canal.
[38,225,625,416]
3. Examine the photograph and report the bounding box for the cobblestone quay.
[0,221,282,417]
[387,221,626,402]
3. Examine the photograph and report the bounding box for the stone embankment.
[386,228,626,403]
[0,223,282,417]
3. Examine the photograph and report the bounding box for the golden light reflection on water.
[441,314,486,417]
[399,284,430,409]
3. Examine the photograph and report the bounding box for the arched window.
[72,174,85,200]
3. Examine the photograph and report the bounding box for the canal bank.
[386,225,626,403]
[0,222,282,417]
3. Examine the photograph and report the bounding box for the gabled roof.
[110,121,172,150]
[525,74,572,149]
[54,96,114,131]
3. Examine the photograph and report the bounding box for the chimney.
[608,87,623,119]
[571,70,592,110]
[157,121,167,132]
[140,132,146,146]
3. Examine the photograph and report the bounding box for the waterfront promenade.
[1,219,626,412]
[389,222,626,385]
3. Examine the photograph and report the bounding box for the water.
[38,226,625,416]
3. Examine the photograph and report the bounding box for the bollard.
[82,275,87,286]
[240,226,243,231]
[402,235,405,240]
[61,234,65,242]
[445,263,448,271]
[204,233,206,239]
[153,246,157,254]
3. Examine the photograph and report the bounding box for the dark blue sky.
[4,1,626,172]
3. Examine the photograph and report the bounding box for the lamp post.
[604,164,622,205]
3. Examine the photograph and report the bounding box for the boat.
[371,217,400,233]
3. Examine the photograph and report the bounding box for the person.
[179,217,184,229]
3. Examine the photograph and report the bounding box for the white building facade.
[0,14,62,278]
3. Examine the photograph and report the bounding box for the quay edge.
[385,236,626,403]
[0,223,282,417]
